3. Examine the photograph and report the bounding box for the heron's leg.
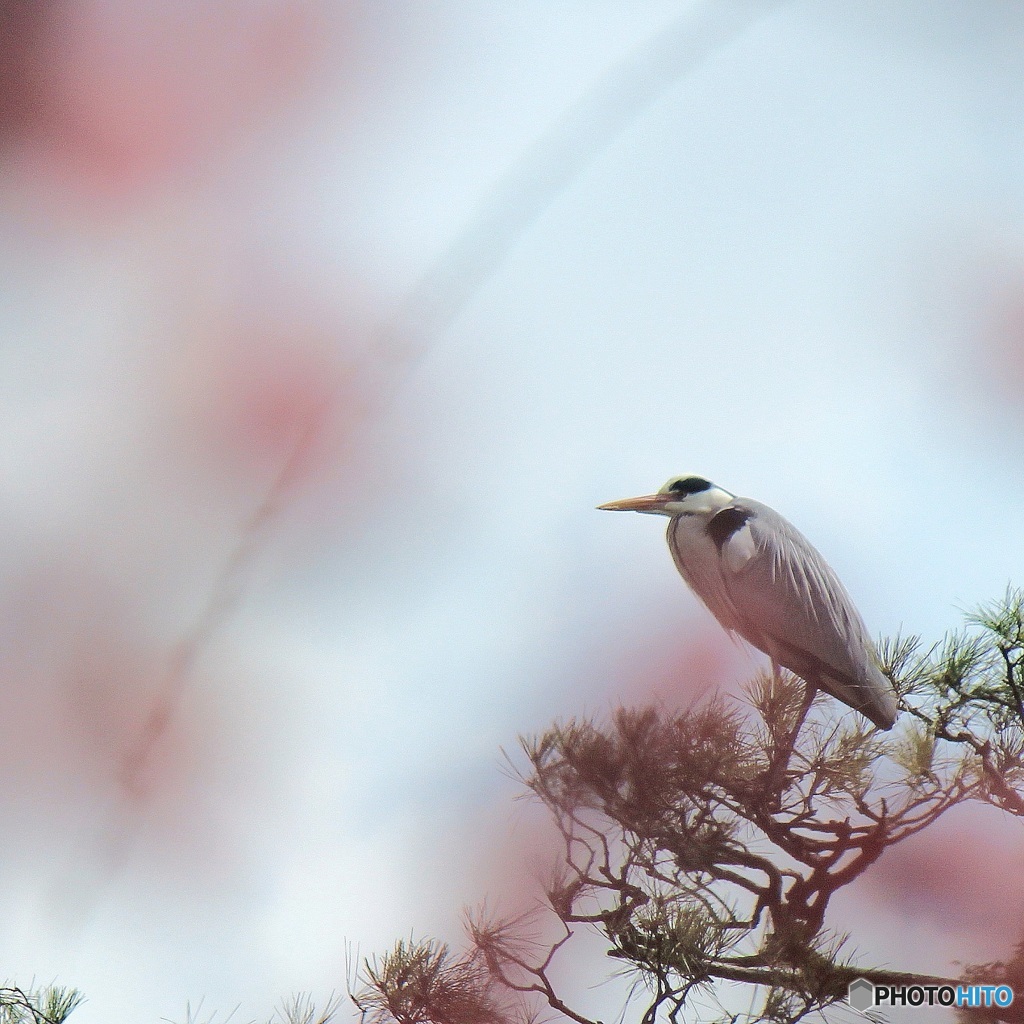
[762,681,817,809]
[787,682,817,750]
[766,659,792,748]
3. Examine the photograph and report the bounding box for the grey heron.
[599,475,898,731]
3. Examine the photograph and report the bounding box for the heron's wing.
[715,499,895,725]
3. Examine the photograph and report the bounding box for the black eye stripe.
[669,476,712,496]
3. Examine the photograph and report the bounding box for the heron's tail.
[821,662,898,731]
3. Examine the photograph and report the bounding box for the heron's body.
[600,477,898,730]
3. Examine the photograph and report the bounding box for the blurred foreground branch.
[125,0,783,793]
[353,589,1024,1024]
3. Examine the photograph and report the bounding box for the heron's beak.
[597,493,671,514]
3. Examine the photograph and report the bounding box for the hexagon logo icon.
[848,978,874,1013]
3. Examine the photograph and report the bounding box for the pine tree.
[352,589,1024,1024]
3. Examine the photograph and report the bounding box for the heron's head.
[598,475,734,517]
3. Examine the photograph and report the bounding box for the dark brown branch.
[706,959,964,1000]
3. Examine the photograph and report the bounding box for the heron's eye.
[669,476,712,496]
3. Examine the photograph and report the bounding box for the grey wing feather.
[720,499,898,729]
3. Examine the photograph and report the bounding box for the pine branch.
[359,591,1024,1024]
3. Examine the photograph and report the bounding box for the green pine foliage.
[0,985,82,1024]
